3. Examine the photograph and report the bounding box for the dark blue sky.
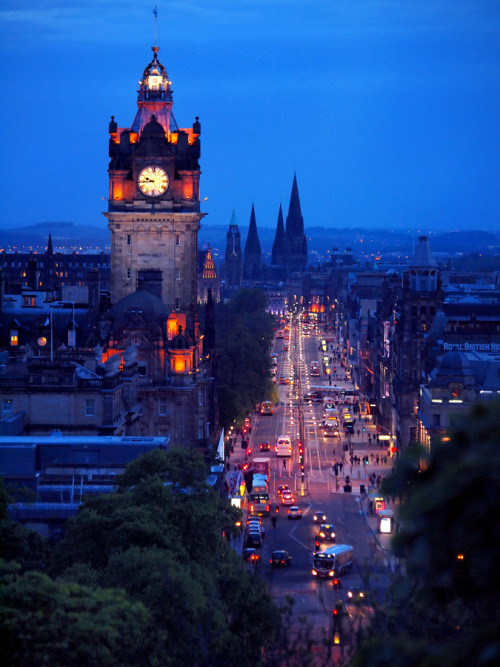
[1,1,499,234]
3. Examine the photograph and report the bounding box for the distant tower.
[395,235,443,446]
[198,246,220,304]
[284,174,307,272]
[224,210,242,292]
[43,233,56,290]
[243,204,262,281]
[104,44,204,342]
[271,204,286,266]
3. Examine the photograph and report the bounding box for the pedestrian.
[282,459,286,470]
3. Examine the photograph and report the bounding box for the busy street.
[224,311,400,653]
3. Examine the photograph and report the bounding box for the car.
[281,494,295,506]
[245,532,262,549]
[303,392,315,402]
[259,441,271,452]
[313,510,327,524]
[246,515,262,526]
[287,505,302,519]
[277,484,290,496]
[243,548,260,566]
[346,587,367,604]
[279,376,290,385]
[282,344,288,351]
[270,550,292,568]
[318,524,336,542]
[246,521,262,532]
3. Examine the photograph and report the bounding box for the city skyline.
[1,1,499,233]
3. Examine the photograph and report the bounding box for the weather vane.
[153,6,158,46]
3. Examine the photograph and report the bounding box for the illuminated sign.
[443,342,500,352]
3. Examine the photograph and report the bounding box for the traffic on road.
[224,310,398,648]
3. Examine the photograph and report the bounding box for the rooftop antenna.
[153,6,158,47]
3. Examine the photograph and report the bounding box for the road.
[239,313,395,656]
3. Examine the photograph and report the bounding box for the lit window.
[10,330,18,347]
[85,399,95,417]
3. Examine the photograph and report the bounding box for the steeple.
[131,46,175,137]
[202,247,217,279]
[243,204,262,281]
[408,235,439,292]
[285,174,307,271]
[285,173,304,237]
[224,211,242,292]
[271,204,286,266]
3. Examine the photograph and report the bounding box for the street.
[226,312,398,657]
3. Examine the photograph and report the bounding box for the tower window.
[159,398,167,416]
[127,235,131,245]
[175,235,180,247]
[176,269,180,280]
[85,399,96,417]
[175,299,180,311]
[127,268,131,280]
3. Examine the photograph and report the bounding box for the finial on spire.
[153,6,158,47]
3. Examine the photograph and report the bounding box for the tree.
[0,478,50,572]
[351,400,500,665]
[116,446,207,490]
[0,561,157,666]
[214,289,276,427]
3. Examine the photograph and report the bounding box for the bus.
[260,401,274,415]
[312,544,354,578]
[275,435,292,457]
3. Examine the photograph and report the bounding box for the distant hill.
[0,222,109,251]
[0,222,499,260]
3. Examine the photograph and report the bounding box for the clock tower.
[104,45,204,340]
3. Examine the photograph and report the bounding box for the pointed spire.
[271,204,286,266]
[243,204,262,280]
[284,174,307,271]
[229,208,238,227]
[285,173,304,237]
[244,204,261,255]
[46,233,53,256]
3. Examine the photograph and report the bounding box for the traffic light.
[333,578,342,590]
[298,443,304,455]
[332,600,343,628]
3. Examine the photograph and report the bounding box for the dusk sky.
[1,1,499,235]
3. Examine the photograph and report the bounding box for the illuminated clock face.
[138,166,169,197]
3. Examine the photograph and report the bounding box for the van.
[275,435,292,457]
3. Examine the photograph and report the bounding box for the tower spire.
[153,6,158,47]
